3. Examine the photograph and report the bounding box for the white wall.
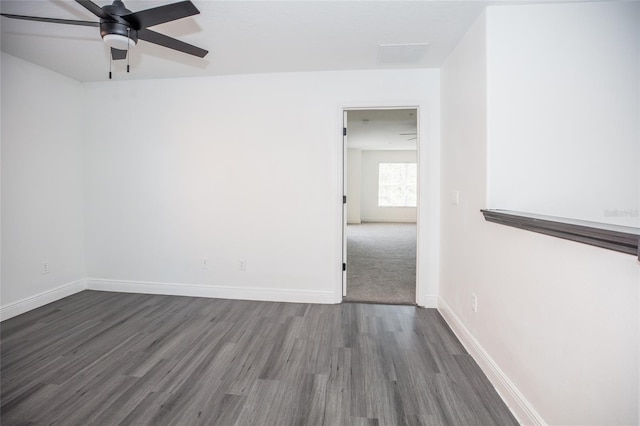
[1,53,86,317]
[82,69,440,306]
[347,148,362,224]
[486,2,640,227]
[360,150,417,223]
[440,7,639,426]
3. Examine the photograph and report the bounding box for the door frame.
[340,106,421,304]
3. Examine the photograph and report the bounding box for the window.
[378,163,417,207]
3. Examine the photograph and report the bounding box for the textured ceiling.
[1,0,488,82]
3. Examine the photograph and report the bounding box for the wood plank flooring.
[0,291,518,425]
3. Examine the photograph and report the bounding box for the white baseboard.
[86,278,338,304]
[420,294,438,308]
[0,279,87,321]
[360,219,417,223]
[437,297,547,426]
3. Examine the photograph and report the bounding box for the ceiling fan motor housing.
[100,1,138,46]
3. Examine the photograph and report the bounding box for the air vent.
[377,43,429,64]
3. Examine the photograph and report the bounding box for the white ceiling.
[347,109,417,151]
[0,0,492,82]
[0,0,594,83]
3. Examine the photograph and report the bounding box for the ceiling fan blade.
[0,13,99,27]
[122,1,199,30]
[111,47,128,60]
[138,28,208,57]
[75,0,109,19]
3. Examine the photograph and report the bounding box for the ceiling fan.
[0,0,208,62]
[399,132,417,141]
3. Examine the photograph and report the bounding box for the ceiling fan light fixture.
[102,33,136,50]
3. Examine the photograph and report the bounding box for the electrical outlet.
[200,259,209,269]
[451,190,460,205]
[239,260,246,271]
[471,293,478,313]
[41,261,50,274]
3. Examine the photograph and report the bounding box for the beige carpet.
[344,222,416,305]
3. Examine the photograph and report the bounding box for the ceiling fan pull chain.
[109,54,112,80]
[127,27,131,73]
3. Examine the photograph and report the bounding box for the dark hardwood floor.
[0,291,518,425]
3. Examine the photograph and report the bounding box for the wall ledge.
[481,209,640,260]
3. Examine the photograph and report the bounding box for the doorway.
[342,108,418,305]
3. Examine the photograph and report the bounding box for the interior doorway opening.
[342,108,418,305]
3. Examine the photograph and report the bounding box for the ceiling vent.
[377,43,429,65]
